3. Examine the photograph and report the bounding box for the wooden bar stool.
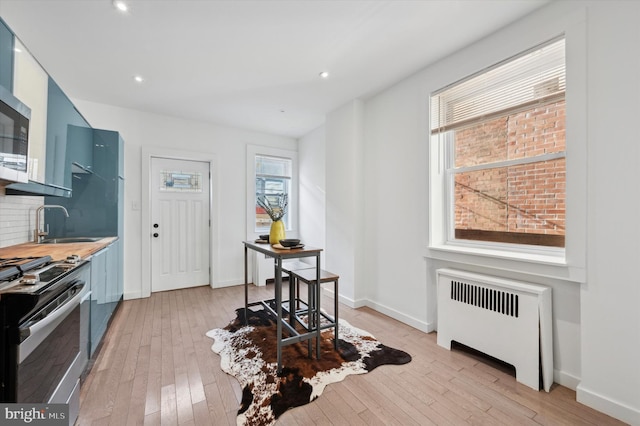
[287,268,339,349]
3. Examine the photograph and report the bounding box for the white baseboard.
[330,289,361,309]
[577,384,640,425]
[212,279,243,289]
[554,369,580,391]
[364,299,433,333]
[327,288,431,332]
[322,288,433,332]
[123,291,141,300]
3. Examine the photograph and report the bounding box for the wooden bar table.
[243,241,322,373]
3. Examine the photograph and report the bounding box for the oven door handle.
[19,281,85,364]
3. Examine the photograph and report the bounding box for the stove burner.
[1,258,43,281]
[0,266,21,282]
[0,257,53,283]
[0,256,64,292]
[0,257,53,273]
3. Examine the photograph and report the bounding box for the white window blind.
[431,36,565,134]
[256,155,292,180]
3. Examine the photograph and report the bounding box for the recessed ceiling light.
[319,71,329,79]
[133,75,144,83]
[113,1,128,12]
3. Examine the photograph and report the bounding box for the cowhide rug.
[206,306,411,425]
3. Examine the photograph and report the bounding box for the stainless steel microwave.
[0,85,29,184]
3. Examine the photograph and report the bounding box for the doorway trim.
[141,146,218,298]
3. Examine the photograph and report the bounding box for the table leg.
[307,273,313,357]
[334,278,339,349]
[315,253,321,359]
[244,245,248,325]
[275,257,283,374]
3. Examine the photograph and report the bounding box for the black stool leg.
[307,278,313,357]
[333,279,339,349]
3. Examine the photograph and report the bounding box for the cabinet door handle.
[153,233,159,238]
[153,223,159,228]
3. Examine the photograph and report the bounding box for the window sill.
[425,242,585,283]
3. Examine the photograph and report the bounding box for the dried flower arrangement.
[256,193,288,222]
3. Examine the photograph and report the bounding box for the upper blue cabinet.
[46,77,91,191]
[45,128,124,239]
[0,19,13,90]
[93,128,123,179]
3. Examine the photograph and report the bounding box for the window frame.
[246,145,298,239]
[433,37,567,254]
[427,14,588,281]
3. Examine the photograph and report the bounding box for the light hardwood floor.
[77,283,626,425]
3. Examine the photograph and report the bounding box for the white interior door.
[150,157,210,292]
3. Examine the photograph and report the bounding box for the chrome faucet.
[34,205,69,243]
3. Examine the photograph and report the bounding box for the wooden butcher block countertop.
[0,237,118,262]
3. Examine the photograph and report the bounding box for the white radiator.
[436,268,553,392]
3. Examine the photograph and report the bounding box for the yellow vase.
[269,220,286,245]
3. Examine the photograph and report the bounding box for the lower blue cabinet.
[88,241,122,357]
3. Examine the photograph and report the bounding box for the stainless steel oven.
[0,257,90,425]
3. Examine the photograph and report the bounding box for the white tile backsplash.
[0,193,44,248]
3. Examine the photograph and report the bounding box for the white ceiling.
[0,0,548,139]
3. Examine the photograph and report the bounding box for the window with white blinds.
[430,36,567,248]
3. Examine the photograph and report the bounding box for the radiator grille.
[450,280,519,317]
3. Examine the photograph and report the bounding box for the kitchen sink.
[40,237,104,244]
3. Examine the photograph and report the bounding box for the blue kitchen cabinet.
[92,129,122,179]
[106,240,121,311]
[87,129,123,236]
[45,128,124,240]
[0,19,13,91]
[67,124,93,173]
[118,135,124,179]
[89,241,123,357]
[46,77,91,192]
[89,247,107,356]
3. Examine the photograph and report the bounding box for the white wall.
[313,1,638,424]
[325,100,365,307]
[361,69,431,332]
[579,1,640,422]
[72,99,296,298]
[298,125,326,263]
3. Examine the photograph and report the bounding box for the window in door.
[430,36,566,250]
